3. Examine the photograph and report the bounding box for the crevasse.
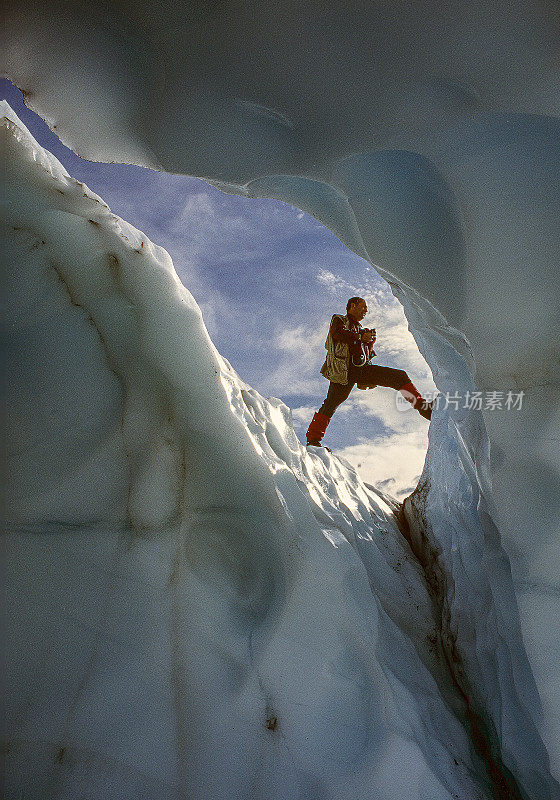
[2,104,558,799]
[4,6,560,783]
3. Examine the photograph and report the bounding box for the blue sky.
[2,78,435,498]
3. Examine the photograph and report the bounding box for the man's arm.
[330,317,360,346]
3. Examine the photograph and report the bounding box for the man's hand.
[362,328,376,344]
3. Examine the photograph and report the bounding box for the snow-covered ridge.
[2,105,558,798]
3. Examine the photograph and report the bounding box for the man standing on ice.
[306,297,433,448]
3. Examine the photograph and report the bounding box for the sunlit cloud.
[316,268,355,294]
[338,388,430,500]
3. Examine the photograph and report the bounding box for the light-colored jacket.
[320,314,352,384]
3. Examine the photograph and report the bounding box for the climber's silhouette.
[306,297,432,447]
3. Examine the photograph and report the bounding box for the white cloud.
[175,191,216,224]
[166,185,323,265]
[316,268,355,294]
[291,406,316,423]
[339,427,428,501]
[259,321,328,397]
[276,325,325,352]
[333,382,432,500]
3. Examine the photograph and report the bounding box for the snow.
[2,102,559,799]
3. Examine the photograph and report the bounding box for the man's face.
[349,299,368,321]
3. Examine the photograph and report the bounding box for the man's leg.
[306,381,354,445]
[353,365,433,420]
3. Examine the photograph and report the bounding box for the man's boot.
[399,381,433,421]
[416,400,433,420]
[306,412,331,446]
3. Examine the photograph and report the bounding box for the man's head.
[346,296,368,321]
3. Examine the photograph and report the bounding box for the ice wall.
[0,104,481,800]
[3,0,559,587]
[2,0,560,792]
[2,102,559,800]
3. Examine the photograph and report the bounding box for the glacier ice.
[2,0,560,796]
[2,103,559,799]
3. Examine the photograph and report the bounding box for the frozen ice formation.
[2,103,558,799]
[2,1,560,797]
